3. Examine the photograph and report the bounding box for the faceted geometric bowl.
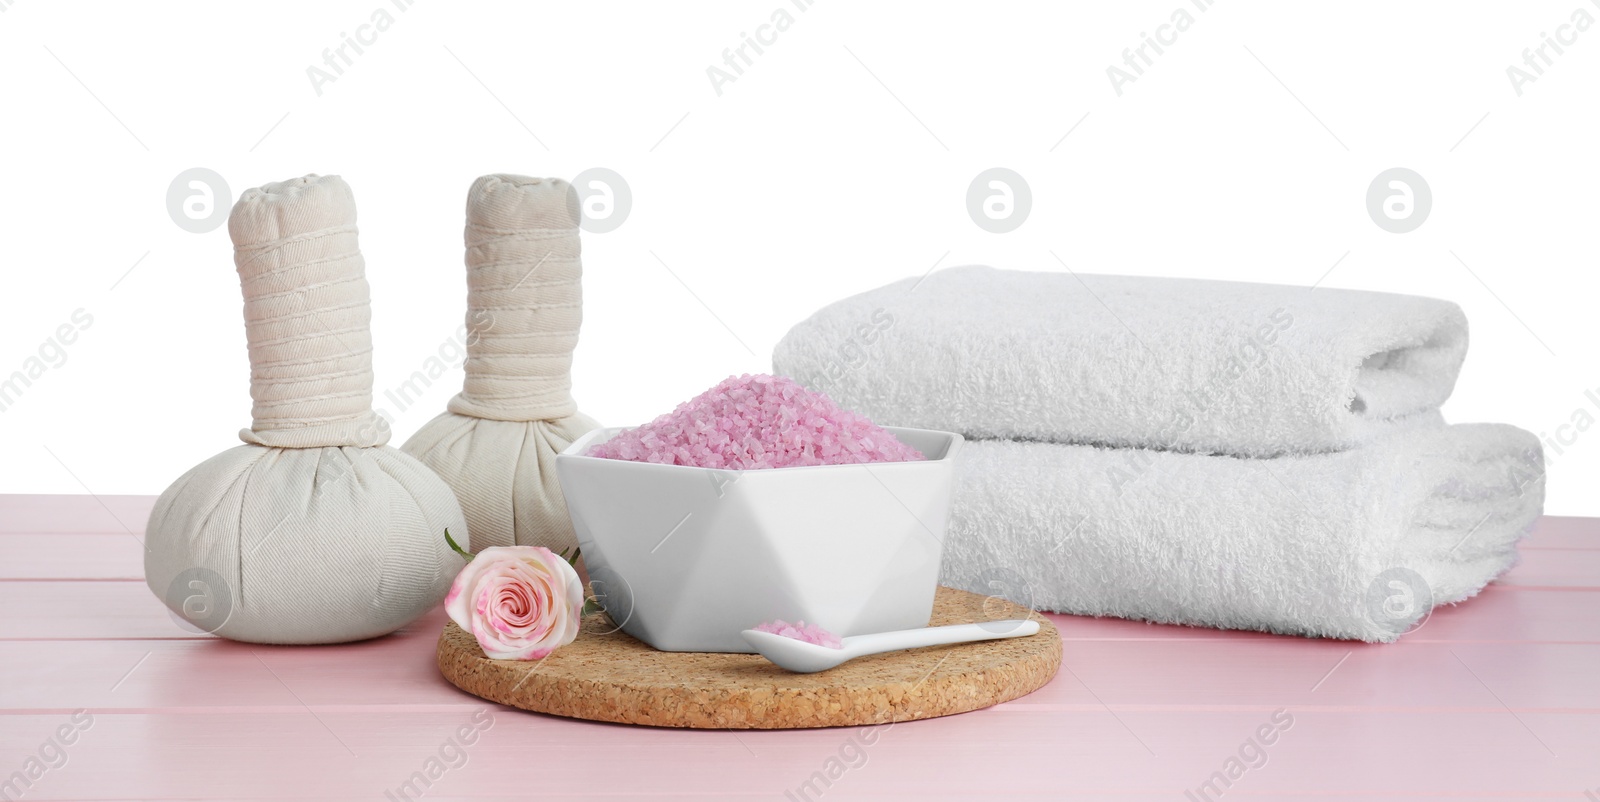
[555,426,963,653]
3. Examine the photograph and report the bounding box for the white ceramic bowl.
[555,426,963,653]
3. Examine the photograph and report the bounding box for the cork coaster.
[436,586,1061,729]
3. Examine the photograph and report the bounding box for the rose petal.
[447,545,586,661]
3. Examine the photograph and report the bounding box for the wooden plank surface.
[1,495,1596,800]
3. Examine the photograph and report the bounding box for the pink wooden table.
[2,494,1596,800]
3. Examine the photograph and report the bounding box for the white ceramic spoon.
[741,620,1041,673]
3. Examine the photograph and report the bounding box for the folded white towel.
[939,423,1544,641]
[773,266,1469,457]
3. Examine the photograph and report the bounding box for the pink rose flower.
[444,546,583,661]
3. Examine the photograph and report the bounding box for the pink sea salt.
[754,619,843,649]
[586,373,923,470]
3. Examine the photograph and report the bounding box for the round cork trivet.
[436,586,1061,729]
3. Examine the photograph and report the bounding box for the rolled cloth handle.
[447,174,584,422]
[231,174,389,449]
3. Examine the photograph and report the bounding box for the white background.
[0,1,1595,513]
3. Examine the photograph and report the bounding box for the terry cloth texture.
[773,266,1469,457]
[939,423,1544,642]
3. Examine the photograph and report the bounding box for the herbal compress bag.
[403,175,599,551]
[145,175,468,644]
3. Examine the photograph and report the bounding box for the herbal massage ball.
[144,174,469,645]
[402,175,600,552]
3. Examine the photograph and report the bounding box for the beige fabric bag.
[144,175,469,644]
[402,175,599,552]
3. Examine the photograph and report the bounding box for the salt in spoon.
[741,620,1040,674]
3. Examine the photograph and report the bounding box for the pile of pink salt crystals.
[754,619,843,649]
[586,373,922,470]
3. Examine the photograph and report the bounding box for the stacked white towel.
[774,266,1468,457]
[774,267,1544,641]
[943,426,1542,641]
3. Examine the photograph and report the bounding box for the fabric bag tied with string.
[144,174,469,645]
[403,174,600,552]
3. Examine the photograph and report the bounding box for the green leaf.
[443,528,474,562]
